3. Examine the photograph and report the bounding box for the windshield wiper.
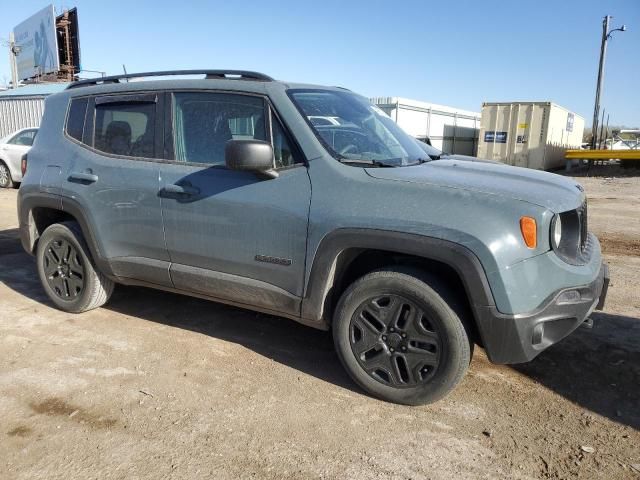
[338,159,396,168]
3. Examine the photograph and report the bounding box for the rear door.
[159,91,311,316]
[62,93,171,286]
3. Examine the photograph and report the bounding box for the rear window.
[66,97,88,142]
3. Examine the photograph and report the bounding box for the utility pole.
[8,31,19,88]
[591,15,626,149]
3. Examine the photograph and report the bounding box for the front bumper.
[478,263,609,364]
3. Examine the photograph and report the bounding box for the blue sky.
[1,0,638,126]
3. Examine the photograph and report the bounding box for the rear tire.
[36,221,114,313]
[333,268,471,405]
[0,162,13,188]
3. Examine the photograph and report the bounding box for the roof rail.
[67,70,273,89]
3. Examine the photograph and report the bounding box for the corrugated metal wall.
[0,97,46,139]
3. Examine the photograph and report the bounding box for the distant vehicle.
[414,138,498,164]
[0,127,38,188]
[18,70,608,405]
[605,130,640,150]
[414,138,444,158]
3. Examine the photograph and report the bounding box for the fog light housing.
[532,323,544,345]
[557,289,582,304]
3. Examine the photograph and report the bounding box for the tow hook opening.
[581,317,594,329]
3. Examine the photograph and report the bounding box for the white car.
[0,127,38,188]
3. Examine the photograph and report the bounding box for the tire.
[36,221,114,313]
[0,161,14,188]
[333,268,472,405]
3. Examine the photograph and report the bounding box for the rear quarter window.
[66,97,88,142]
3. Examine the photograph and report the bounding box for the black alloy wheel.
[350,294,440,387]
[333,268,471,405]
[42,237,86,300]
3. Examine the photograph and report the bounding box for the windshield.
[289,89,428,166]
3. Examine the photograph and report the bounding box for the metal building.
[477,101,585,170]
[371,97,481,155]
[0,83,68,139]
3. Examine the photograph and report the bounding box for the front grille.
[579,200,588,252]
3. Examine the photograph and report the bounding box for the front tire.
[36,222,114,313]
[0,162,14,188]
[333,268,471,405]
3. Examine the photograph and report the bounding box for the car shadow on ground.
[0,228,357,395]
[105,284,359,393]
[1,227,639,426]
[511,311,640,430]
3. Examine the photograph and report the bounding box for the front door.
[159,91,311,316]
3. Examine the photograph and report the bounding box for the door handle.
[159,183,199,196]
[69,171,99,183]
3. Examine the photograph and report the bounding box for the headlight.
[551,209,585,265]
[552,214,562,248]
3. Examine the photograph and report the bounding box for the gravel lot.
[1,169,639,479]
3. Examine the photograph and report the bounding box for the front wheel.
[333,268,471,405]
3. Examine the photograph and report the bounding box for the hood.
[366,159,584,213]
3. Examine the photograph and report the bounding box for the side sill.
[113,275,326,329]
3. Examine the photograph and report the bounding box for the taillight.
[21,154,27,177]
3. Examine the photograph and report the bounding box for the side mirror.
[225,140,278,179]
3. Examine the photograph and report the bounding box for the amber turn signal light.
[520,216,537,248]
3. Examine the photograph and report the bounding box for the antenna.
[122,64,129,82]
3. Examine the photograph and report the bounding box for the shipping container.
[477,102,585,170]
[0,83,68,138]
[371,97,481,156]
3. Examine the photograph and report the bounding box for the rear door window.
[93,96,156,158]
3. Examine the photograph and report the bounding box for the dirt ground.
[0,167,639,480]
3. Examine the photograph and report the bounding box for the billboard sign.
[13,5,60,80]
[57,8,81,74]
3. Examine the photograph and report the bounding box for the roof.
[0,83,70,98]
[60,70,352,96]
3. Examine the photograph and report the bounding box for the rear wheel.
[0,162,13,188]
[333,268,471,405]
[36,222,114,313]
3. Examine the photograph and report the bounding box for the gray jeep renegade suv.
[17,70,609,405]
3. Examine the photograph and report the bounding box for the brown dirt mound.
[599,233,640,257]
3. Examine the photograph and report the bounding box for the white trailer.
[477,101,585,170]
[371,97,481,156]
